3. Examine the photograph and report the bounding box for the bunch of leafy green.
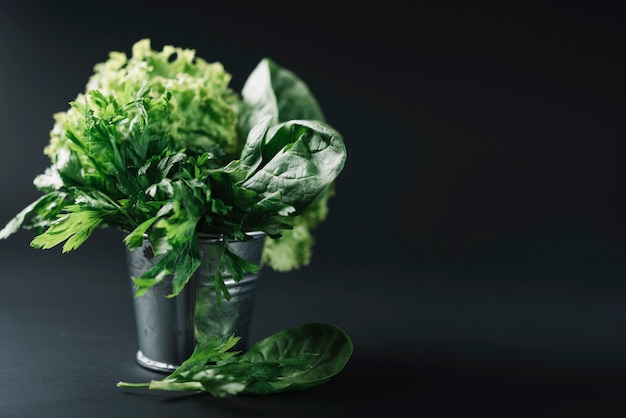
[117,322,353,397]
[0,39,346,300]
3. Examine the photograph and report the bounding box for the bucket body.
[125,232,266,372]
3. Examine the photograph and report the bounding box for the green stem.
[148,381,205,392]
[117,380,203,391]
[117,381,150,388]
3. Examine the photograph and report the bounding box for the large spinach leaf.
[238,118,346,215]
[238,321,354,394]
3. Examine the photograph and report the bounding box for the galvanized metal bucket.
[125,232,266,372]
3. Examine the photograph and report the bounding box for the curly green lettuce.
[46,39,240,163]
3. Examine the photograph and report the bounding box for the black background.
[1,1,626,417]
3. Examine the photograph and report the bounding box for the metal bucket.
[125,232,266,372]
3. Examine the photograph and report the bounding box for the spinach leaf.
[117,322,353,397]
[241,120,347,214]
[238,322,354,394]
[238,57,325,135]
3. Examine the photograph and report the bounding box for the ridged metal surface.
[125,232,266,372]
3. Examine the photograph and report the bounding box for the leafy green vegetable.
[117,322,353,397]
[0,39,347,301]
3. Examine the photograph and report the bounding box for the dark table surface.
[2,230,626,418]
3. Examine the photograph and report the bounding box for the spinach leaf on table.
[117,322,353,397]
